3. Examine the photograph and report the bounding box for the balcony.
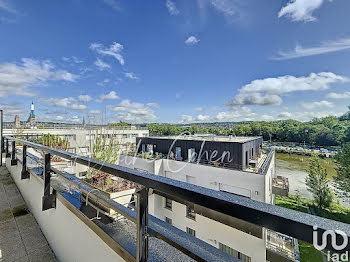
[1,135,350,262]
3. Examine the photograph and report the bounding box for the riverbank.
[275,153,350,207]
[275,148,334,158]
[276,153,337,178]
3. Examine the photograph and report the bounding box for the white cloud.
[278,0,329,22]
[228,93,283,106]
[180,115,194,123]
[0,102,26,121]
[0,0,17,14]
[179,107,255,123]
[147,102,160,109]
[78,95,92,103]
[90,42,125,65]
[261,114,274,121]
[166,0,179,15]
[210,0,238,18]
[226,72,348,106]
[69,116,81,123]
[196,114,210,121]
[62,56,83,64]
[55,115,64,121]
[113,99,157,123]
[185,36,200,45]
[97,78,110,86]
[327,92,350,99]
[214,107,256,121]
[277,111,293,119]
[96,91,119,102]
[124,72,139,80]
[276,110,343,121]
[301,100,333,109]
[272,38,350,60]
[39,97,87,110]
[0,58,78,98]
[88,110,102,114]
[94,58,111,71]
[179,114,210,123]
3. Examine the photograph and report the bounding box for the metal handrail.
[4,136,350,255]
[6,137,236,262]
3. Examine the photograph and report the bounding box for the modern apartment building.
[117,136,299,262]
[3,126,149,175]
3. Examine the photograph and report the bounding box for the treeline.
[148,109,350,147]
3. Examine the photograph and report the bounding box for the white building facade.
[116,135,284,262]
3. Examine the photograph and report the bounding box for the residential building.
[116,135,299,261]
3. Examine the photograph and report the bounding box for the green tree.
[334,143,350,194]
[305,156,333,209]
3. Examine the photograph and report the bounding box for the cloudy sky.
[0,0,350,124]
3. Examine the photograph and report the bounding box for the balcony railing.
[2,135,350,262]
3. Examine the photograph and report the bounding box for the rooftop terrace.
[1,134,350,262]
[149,135,261,143]
[0,166,56,262]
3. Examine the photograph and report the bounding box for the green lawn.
[275,194,350,224]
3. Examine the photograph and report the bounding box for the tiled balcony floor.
[0,165,56,262]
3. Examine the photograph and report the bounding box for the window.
[186,227,196,237]
[219,242,251,262]
[175,147,181,159]
[147,144,153,155]
[164,198,172,210]
[188,148,196,162]
[186,205,196,220]
[165,217,172,225]
[141,144,146,153]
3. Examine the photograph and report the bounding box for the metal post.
[5,138,10,158]
[42,153,56,211]
[21,145,29,179]
[136,187,149,262]
[1,137,4,153]
[0,110,2,166]
[11,141,17,166]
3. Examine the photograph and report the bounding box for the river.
[275,153,350,207]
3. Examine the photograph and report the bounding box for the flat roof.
[143,135,262,143]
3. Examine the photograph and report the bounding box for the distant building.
[26,102,36,128]
[14,115,20,128]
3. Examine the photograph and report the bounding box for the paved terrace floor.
[0,165,57,262]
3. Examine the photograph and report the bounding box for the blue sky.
[1,0,350,124]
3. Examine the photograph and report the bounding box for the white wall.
[118,155,274,262]
[119,156,269,202]
[6,158,126,262]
